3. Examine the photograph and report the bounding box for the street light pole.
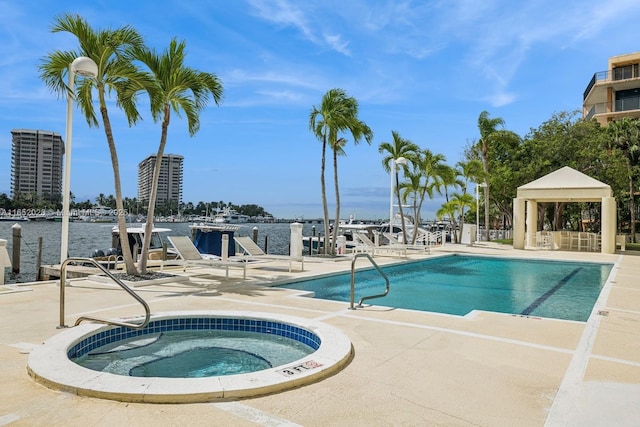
[388,157,407,232]
[60,57,98,264]
[476,184,479,243]
[475,182,486,243]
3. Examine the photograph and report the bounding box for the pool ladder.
[349,253,390,309]
[58,257,150,329]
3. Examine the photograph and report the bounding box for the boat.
[0,215,29,222]
[90,224,180,267]
[189,222,242,257]
[303,216,383,254]
[213,208,250,224]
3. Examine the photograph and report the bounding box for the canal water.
[0,221,322,284]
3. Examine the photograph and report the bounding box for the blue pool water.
[70,317,319,378]
[278,255,613,321]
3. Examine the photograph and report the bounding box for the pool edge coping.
[27,310,353,403]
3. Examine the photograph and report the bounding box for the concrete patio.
[0,243,638,426]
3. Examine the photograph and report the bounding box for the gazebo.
[512,166,616,254]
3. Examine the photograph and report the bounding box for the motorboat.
[303,217,383,254]
[189,222,242,257]
[213,208,250,224]
[90,224,179,267]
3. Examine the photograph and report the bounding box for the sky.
[1,0,640,220]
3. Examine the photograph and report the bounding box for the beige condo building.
[10,129,64,203]
[137,154,184,207]
[583,51,640,125]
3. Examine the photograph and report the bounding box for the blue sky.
[1,0,639,219]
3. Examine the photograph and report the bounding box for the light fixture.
[60,56,97,264]
[389,157,407,233]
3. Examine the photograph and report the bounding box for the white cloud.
[323,33,350,56]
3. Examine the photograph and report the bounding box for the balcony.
[583,64,640,100]
[584,96,640,120]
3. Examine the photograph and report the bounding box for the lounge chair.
[352,232,407,257]
[167,236,247,280]
[382,232,430,253]
[233,236,304,272]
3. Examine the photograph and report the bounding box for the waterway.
[0,221,323,284]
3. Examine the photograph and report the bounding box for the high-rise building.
[10,129,65,203]
[583,52,640,125]
[138,154,184,207]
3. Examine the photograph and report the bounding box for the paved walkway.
[0,244,638,426]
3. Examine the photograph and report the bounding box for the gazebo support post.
[601,197,616,254]
[513,198,526,249]
[526,200,538,249]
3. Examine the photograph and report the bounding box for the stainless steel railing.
[350,253,390,309]
[58,257,150,329]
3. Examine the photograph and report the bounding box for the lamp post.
[60,57,98,264]
[389,157,407,232]
[475,182,486,243]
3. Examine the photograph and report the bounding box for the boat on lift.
[90,224,179,267]
[189,222,242,257]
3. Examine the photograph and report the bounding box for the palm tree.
[131,39,223,273]
[436,200,458,243]
[400,149,448,243]
[416,149,448,240]
[309,88,373,255]
[378,131,419,243]
[608,117,640,242]
[39,14,145,274]
[477,111,505,241]
[450,192,476,242]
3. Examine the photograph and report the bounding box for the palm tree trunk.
[629,164,636,243]
[320,136,330,255]
[482,147,491,242]
[331,150,340,255]
[138,106,170,274]
[99,97,136,275]
[396,170,408,243]
[414,191,427,244]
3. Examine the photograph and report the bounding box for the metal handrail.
[104,254,123,270]
[349,253,390,309]
[58,257,150,329]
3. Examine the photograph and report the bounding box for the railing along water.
[58,257,150,329]
[350,253,390,309]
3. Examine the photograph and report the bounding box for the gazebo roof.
[517,166,612,201]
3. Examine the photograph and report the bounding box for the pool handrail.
[350,253,390,309]
[59,257,150,329]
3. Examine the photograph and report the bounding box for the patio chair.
[233,236,304,272]
[352,232,407,257]
[382,232,430,253]
[167,235,246,280]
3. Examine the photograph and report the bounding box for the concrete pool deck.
[1,243,639,426]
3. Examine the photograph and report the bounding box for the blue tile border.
[68,316,321,359]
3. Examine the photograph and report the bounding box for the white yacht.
[213,208,250,224]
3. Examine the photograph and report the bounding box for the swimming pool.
[278,255,613,321]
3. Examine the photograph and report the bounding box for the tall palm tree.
[39,14,145,274]
[378,131,419,243]
[608,117,640,242]
[131,39,223,273]
[310,89,373,255]
[477,111,514,241]
[456,159,484,240]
